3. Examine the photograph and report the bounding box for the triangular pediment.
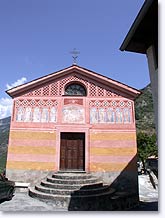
[6,65,140,99]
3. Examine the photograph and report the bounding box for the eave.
[120,0,158,54]
[6,65,141,100]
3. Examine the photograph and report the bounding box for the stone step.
[35,184,111,196]
[28,172,118,210]
[29,186,138,210]
[41,180,103,190]
[46,176,100,185]
[29,187,71,208]
[29,186,115,200]
[28,172,139,210]
[52,173,93,180]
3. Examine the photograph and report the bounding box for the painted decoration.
[90,108,98,124]
[98,108,105,123]
[15,105,57,123]
[16,107,24,122]
[106,108,115,123]
[123,108,131,123]
[62,106,84,123]
[50,107,57,122]
[24,107,32,122]
[33,107,41,122]
[41,108,49,123]
[116,108,123,123]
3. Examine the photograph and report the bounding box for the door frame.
[60,132,85,171]
[56,127,89,172]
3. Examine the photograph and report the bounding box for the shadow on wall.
[68,155,139,211]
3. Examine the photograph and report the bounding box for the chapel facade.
[6,65,140,191]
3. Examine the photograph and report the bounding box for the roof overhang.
[6,65,141,100]
[120,0,158,54]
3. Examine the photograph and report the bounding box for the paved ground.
[0,174,158,212]
[132,174,158,211]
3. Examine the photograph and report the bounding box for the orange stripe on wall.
[8,154,56,162]
[90,155,135,163]
[90,140,136,148]
[8,146,56,155]
[7,161,55,170]
[10,131,56,140]
[9,139,56,147]
[90,147,137,156]
[90,132,136,141]
[90,162,137,172]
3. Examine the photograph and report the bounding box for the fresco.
[123,108,131,123]
[98,108,105,123]
[15,106,57,123]
[90,108,98,123]
[24,107,32,122]
[33,107,41,122]
[16,107,24,122]
[62,106,84,123]
[106,108,115,123]
[90,107,131,124]
[50,107,57,122]
[116,108,123,123]
[41,108,49,123]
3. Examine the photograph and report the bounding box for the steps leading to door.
[29,172,139,210]
[29,172,116,210]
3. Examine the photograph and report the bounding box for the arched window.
[64,83,86,96]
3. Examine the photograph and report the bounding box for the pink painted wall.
[6,70,138,183]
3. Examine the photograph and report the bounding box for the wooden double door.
[60,133,85,171]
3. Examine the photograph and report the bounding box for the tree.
[137,132,158,172]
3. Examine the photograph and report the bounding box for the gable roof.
[6,65,141,99]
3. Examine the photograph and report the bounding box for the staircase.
[29,172,116,210]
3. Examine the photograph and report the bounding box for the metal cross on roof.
[70,48,80,65]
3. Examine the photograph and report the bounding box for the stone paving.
[138,174,158,203]
[0,175,158,212]
[0,191,66,211]
[133,174,158,211]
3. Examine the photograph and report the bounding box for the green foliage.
[135,84,156,134]
[0,117,10,173]
[137,132,158,168]
[0,130,9,146]
[0,153,7,174]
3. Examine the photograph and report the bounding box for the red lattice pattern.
[89,83,96,96]
[34,88,42,96]
[50,82,58,96]
[89,100,132,109]
[98,86,105,96]
[15,99,58,108]
[23,74,121,97]
[43,85,50,96]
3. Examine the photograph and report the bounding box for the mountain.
[0,116,10,172]
[135,84,156,134]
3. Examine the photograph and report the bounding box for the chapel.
[6,64,140,192]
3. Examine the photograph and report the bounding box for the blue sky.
[0,0,151,119]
